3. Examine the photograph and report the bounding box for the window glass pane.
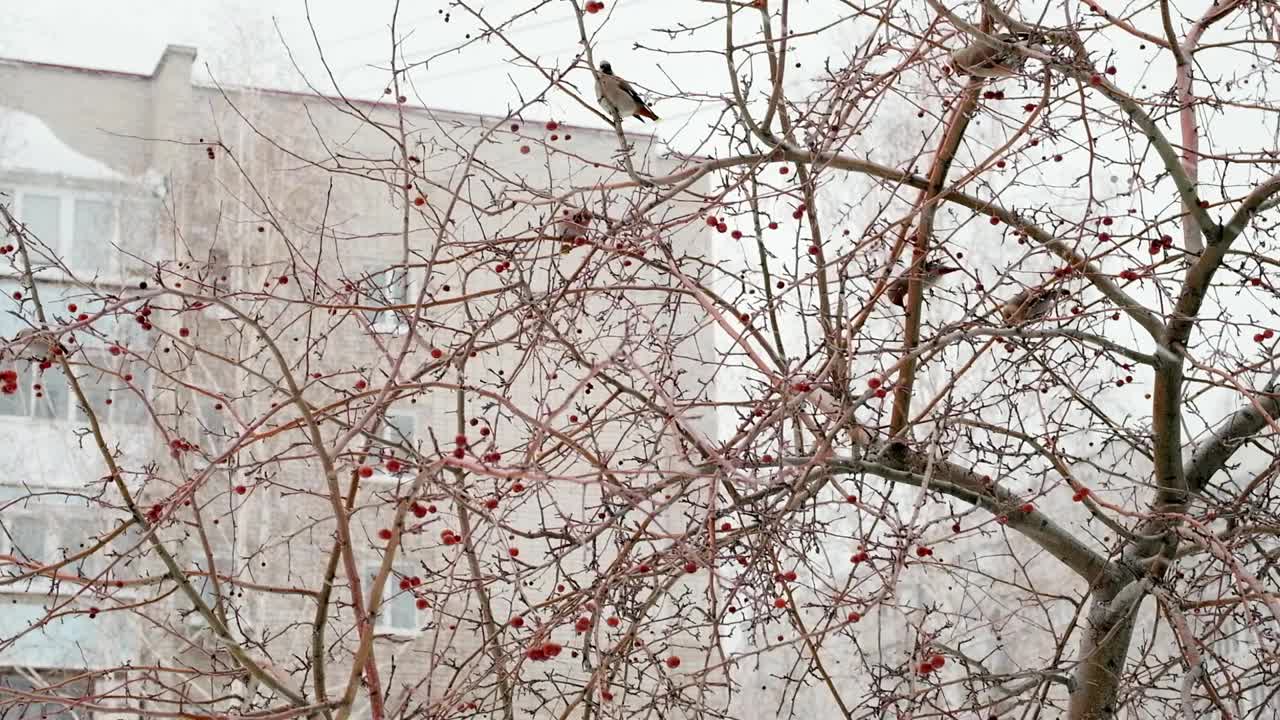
[75,368,113,425]
[73,198,116,277]
[0,374,28,416]
[21,194,60,246]
[31,370,69,420]
[383,411,416,449]
[362,263,407,329]
[367,565,418,633]
[388,585,418,630]
[0,671,92,720]
[112,384,149,425]
[120,199,158,262]
[9,515,48,562]
[0,279,31,338]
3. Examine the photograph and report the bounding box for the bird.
[556,207,593,253]
[949,32,1036,79]
[887,260,959,307]
[3,327,67,364]
[999,287,1070,325]
[595,62,659,122]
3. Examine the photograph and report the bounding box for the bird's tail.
[635,106,659,121]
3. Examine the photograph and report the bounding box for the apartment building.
[1,45,716,719]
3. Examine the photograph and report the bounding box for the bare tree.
[2,1,1279,719]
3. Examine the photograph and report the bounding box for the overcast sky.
[2,0,851,144]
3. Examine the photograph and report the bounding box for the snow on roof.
[0,106,125,182]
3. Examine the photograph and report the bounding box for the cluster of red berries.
[411,501,435,517]
[205,146,216,160]
[0,244,14,254]
[494,261,511,273]
[526,641,564,661]
[705,215,729,234]
[0,369,16,395]
[915,546,933,557]
[169,437,195,457]
[440,529,462,546]
[1252,328,1275,343]
[1072,487,1091,502]
[916,654,946,675]
[585,1,605,13]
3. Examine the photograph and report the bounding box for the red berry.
[414,196,426,206]
[520,145,531,154]
[683,561,698,574]
[773,598,786,609]
[705,216,718,227]
[510,616,525,628]
[542,642,562,657]
[386,459,402,473]
[867,378,881,389]
[234,485,247,495]
[720,521,732,531]
[761,454,774,463]
[485,498,499,510]
[378,528,393,541]
[430,348,443,358]
[779,166,790,175]
[354,379,367,390]
[784,570,797,582]
[1020,503,1034,513]
[358,466,374,478]
[575,617,590,633]
[412,502,427,517]
[847,611,861,623]
[665,656,681,669]
[416,598,429,610]
[929,654,945,668]
[768,222,778,230]
[546,120,559,131]
[606,616,620,627]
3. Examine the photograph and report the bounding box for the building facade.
[1,45,716,719]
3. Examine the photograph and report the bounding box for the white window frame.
[0,668,94,720]
[0,502,107,592]
[364,562,420,637]
[1,184,127,282]
[359,260,411,335]
[366,409,417,484]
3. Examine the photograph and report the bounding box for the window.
[0,279,147,426]
[2,185,152,283]
[361,261,410,333]
[365,564,419,636]
[0,508,103,584]
[368,410,416,479]
[193,550,234,610]
[0,670,93,720]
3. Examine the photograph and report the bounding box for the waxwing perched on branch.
[887,260,959,307]
[595,62,659,122]
[999,287,1070,325]
[3,327,67,364]
[556,207,594,253]
[949,32,1038,78]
